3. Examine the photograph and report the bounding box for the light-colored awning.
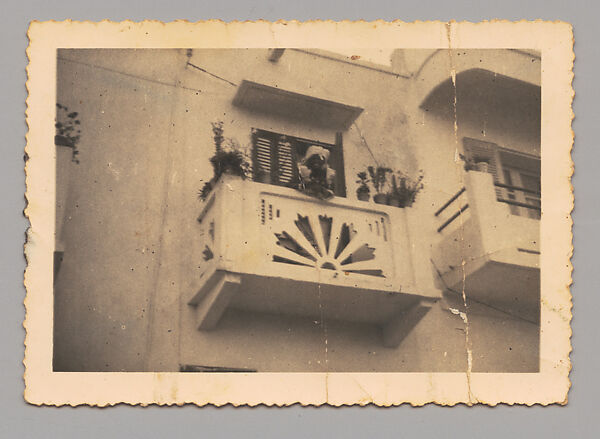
[233,80,363,131]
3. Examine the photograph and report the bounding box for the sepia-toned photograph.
[24,21,572,406]
[53,47,542,373]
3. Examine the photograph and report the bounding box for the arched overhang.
[420,68,541,149]
[413,49,540,105]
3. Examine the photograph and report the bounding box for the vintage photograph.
[52,47,542,373]
[24,21,572,406]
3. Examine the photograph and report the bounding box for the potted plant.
[387,170,424,208]
[198,121,250,202]
[210,145,247,177]
[209,122,249,178]
[55,103,81,164]
[367,166,391,204]
[459,153,477,171]
[460,153,490,173]
[355,171,371,201]
[388,174,402,207]
[474,159,490,173]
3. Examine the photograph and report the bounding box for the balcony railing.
[436,181,540,234]
[434,186,468,233]
[188,175,438,346]
[432,170,540,322]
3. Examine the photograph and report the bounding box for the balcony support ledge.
[194,271,241,330]
[382,299,437,348]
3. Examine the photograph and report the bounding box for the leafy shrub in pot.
[367,166,392,205]
[198,121,250,202]
[209,121,249,179]
[387,170,424,208]
[355,171,371,201]
[460,153,490,173]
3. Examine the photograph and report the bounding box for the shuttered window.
[251,129,346,197]
[463,137,502,198]
[463,137,541,219]
[277,139,295,185]
[254,136,272,179]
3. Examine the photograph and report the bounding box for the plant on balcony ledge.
[55,103,81,164]
[197,180,214,202]
[209,121,249,178]
[460,153,489,173]
[198,121,250,202]
[367,165,392,204]
[355,171,371,201]
[387,170,424,208]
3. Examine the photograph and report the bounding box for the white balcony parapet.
[189,175,438,346]
[432,171,540,322]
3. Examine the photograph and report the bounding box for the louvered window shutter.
[276,138,295,185]
[252,131,274,183]
[252,130,298,186]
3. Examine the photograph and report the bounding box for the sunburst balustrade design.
[188,175,438,347]
[271,213,385,278]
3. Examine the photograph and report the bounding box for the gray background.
[1,0,595,437]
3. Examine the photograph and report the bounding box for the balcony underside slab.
[442,260,539,323]
[231,273,426,324]
[190,270,436,346]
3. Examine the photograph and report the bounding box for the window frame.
[251,128,347,197]
[463,137,540,219]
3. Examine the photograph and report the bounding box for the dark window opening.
[251,128,346,197]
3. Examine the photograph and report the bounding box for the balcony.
[432,171,540,322]
[189,175,438,347]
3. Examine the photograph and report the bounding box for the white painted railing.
[432,171,540,322]
[196,175,415,293]
[190,175,436,338]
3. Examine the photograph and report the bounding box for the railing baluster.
[496,198,541,211]
[435,187,466,217]
[494,182,540,196]
[437,204,469,233]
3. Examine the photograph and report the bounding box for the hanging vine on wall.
[55,103,82,164]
